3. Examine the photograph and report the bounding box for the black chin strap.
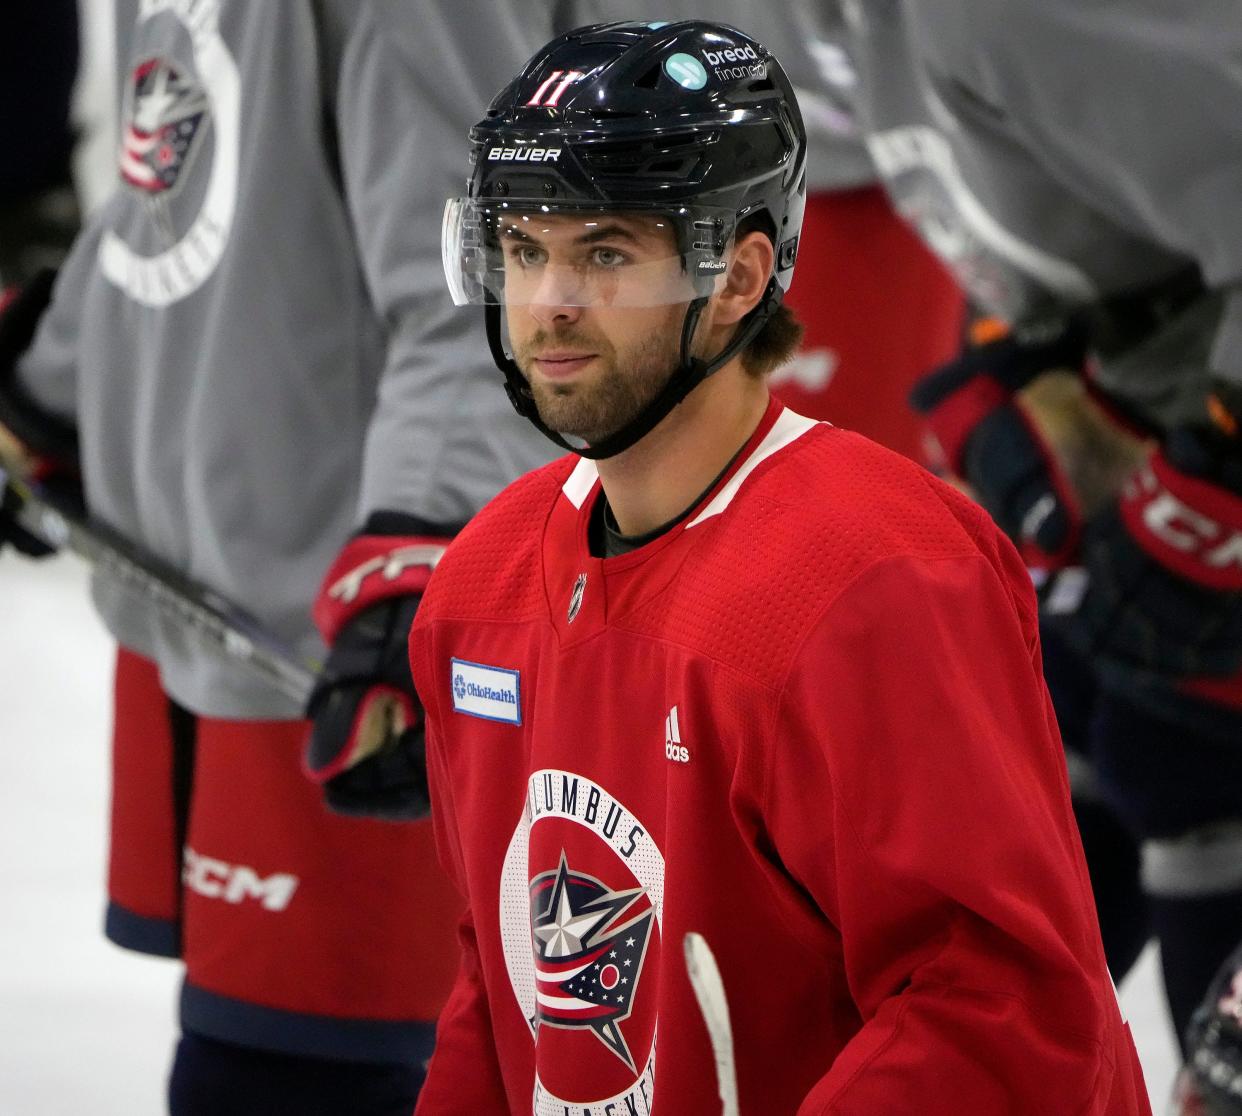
[486,278,784,461]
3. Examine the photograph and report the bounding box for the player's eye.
[589,246,628,269]
[505,243,546,268]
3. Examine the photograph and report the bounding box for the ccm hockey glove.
[909,315,1090,567]
[1071,426,1242,685]
[305,515,453,821]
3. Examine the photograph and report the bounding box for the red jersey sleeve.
[412,655,510,1114]
[413,907,510,1115]
[765,548,1147,1115]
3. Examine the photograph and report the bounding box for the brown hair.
[734,213,805,377]
[741,301,804,378]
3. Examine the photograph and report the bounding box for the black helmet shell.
[468,20,807,290]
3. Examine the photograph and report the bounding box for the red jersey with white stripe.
[409,397,1150,1116]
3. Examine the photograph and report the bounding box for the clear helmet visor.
[442,198,736,308]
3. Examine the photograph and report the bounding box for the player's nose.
[527,266,586,325]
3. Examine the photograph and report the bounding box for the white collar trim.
[558,409,821,522]
[686,409,820,529]
[561,457,600,509]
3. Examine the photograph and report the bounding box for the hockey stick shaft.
[4,470,320,705]
[683,931,740,1116]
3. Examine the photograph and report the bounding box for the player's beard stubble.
[514,305,691,446]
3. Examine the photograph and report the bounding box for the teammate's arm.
[300,11,477,813]
[302,8,547,813]
[952,0,1242,685]
[330,5,546,528]
[766,540,1143,1112]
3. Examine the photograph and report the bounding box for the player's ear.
[712,231,774,326]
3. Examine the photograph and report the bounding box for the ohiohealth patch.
[450,658,522,724]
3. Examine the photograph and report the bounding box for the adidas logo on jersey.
[665,705,689,763]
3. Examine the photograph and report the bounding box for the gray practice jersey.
[794,0,1242,424]
[17,0,561,718]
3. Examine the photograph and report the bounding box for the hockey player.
[0,2,555,1113]
[788,0,1242,1059]
[411,21,1150,1113]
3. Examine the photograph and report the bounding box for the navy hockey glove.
[0,272,81,557]
[909,316,1090,567]
[1070,426,1242,687]
[0,458,83,557]
[305,516,452,821]
[0,472,51,555]
[1171,941,1242,1115]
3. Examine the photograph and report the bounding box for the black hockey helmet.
[442,20,808,458]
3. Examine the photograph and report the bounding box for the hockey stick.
[3,469,320,705]
[683,931,740,1116]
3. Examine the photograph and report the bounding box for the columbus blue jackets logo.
[500,769,663,1109]
[120,58,210,196]
[530,851,653,1071]
[99,0,240,308]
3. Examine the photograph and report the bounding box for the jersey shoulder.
[744,423,989,566]
[418,455,576,625]
[623,424,1001,686]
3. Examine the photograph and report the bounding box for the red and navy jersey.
[409,398,1150,1115]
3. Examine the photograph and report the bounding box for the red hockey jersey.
[409,399,1151,1115]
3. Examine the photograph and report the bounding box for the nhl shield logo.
[567,572,587,624]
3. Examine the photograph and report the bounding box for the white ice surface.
[1,553,179,1116]
[0,552,1180,1114]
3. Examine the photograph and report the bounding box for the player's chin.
[532,398,610,445]
[530,381,578,415]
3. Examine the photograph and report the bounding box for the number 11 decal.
[526,70,586,108]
